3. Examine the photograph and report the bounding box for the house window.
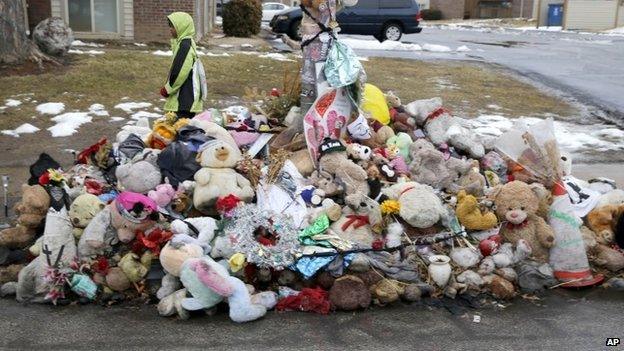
[68,0,118,33]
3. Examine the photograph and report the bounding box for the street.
[346,26,624,124]
[0,288,622,350]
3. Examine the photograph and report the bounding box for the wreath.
[224,204,300,269]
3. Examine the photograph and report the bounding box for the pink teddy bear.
[148,184,177,208]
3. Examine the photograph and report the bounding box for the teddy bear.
[309,170,344,198]
[115,149,162,194]
[78,192,158,258]
[170,217,218,254]
[148,183,177,208]
[408,138,472,193]
[405,97,485,159]
[68,193,105,239]
[491,181,556,262]
[456,160,487,197]
[193,139,254,212]
[0,184,49,252]
[317,138,369,200]
[15,202,77,303]
[383,182,447,229]
[328,193,383,247]
[586,204,624,246]
[455,190,498,231]
[346,142,372,167]
[385,91,417,134]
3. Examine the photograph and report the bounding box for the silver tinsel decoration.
[224,204,301,270]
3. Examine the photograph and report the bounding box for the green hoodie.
[164,12,203,113]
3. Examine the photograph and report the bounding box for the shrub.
[222,0,262,37]
[421,9,443,21]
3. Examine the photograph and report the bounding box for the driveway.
[345,27,624,125]
[0,288,622,350]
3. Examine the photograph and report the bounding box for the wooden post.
[536,0,542,27]
[614,0,622,29]
[562,0,568,30]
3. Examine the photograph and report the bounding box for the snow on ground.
[198,52,231,57]
[131,111,161,119]
[218,44,235,49]
[467,115,624,155]
[110,117,126,122]
[422,43,452,53]
[36,102,65,115]
[152,50,173,56]
[72,40,104,47]
[134,43,147,47]
[1,123,40,137]
[603,27,624,36]
[258,53,295,61]
[341,38,422,51]
[115,102,152,113]
[4,99,22,107]
[241,43,254,48]
[456,45,471,52]
[89,104,109,116]
[48,112,92,137]
[517,26,562,32]
[68,49,105,55]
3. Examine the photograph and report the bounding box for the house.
[536,0,624,30]
[430,0,535,19]
[26,0,216,42]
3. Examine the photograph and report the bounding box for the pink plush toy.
[148,184,177,208]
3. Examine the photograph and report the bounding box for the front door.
[67,0,118,33]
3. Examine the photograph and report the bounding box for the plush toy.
[210,234,235,260]
[16,205,77,302]
[597,189,624,207]
[329,275,371,311]
[179,256,269,322]
[480,151,509,185]
[68,193,105,239]
[148,183,177,208]
[492,181,556,262]
[170,217,218,252]
[590,244,624,272]
[586,204,624,245]
[119,252,151,283]
[193,139,254,212]
[78,192,158,258]
[0,184,49,250]
[160,242,204,277]
[116,149,162,194]
[456,160,487,197]
[328,193,382,247]
[317,139,369,198]
[346,143,372,166]
[405,97,485,158]
[386,132,412,162]
[408,139,472,192]
[529,183,553,220]
[385,91,417,134]
[383,182,447,229]
[455,190,498,231]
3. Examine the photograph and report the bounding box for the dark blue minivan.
[270,0,422,42]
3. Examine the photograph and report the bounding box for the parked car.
[262,2,291,22]
[270,0,422,41]
[216,0,230,17]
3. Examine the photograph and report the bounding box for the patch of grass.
[362,57,574,118]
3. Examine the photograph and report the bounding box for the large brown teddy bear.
[0,184,50,250]
[318,139,369,200]
[492,181,556,262]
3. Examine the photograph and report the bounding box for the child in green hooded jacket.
[160,12,205,119]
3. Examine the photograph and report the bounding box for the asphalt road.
[0,288,622,350]
[347,27,624,124]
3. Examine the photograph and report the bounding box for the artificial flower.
[380,199,400,215]
[228,253,246,273]
[216,194,241,216]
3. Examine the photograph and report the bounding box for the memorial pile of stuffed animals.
[0,84,623,323]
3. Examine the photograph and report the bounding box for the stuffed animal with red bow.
[491,181,555,262]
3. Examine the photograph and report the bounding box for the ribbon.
[341,215,369,231]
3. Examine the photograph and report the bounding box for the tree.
[0,0,56,65]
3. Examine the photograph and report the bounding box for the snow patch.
[1,123,40,137]
[72,40,104,47]
[422,43,452,53]
[89,103,109,116]
[115,102,152,113]
[5,99,22,107]
[152,50,173,56]
[456,45,471,52]
[134,43,147,47]
[36,102,65,115]
[131,111,161,119]
[48,112,92,137]
[218,44,234,49]
[340,38,422,51]
[110,117,126,122]
[68,49,105,55]
[241,43,254,48]
[198,52,231,57]
[258,53,295,61]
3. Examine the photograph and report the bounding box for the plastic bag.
[324,40,363,88]
[360,84,390,125]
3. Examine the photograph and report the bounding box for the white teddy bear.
[382,182,447,228]
[193,139,254,212]
[405,97,485,159]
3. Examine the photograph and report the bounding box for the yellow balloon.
[361,83,390,125]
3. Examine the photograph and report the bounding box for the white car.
[262,2,290,22]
